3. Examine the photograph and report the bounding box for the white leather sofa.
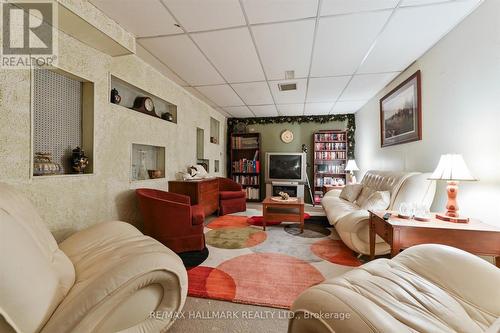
[0,183,187,333]
[289,244,500,333]
[322,170,436,255]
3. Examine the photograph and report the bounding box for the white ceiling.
[90,0,482,118]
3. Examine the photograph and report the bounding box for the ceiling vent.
[278,82,297,91]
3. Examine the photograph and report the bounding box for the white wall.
[355,0,500,226]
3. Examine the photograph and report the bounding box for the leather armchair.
[0,183,187,333]
[218,177,246,215]
[289,244,500,333]
[136,189,205,253]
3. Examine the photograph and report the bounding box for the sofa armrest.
[49,221,188,333]
[191,205,205,225]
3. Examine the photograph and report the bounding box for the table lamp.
[429,154,477,223]
[345,159,359,184]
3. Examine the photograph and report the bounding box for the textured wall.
[355,0,499,227]
[0,11,226,241]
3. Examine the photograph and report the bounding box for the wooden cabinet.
[168,178,219,216]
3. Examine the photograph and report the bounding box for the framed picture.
[380,70,422,147]
[323,177,333,185]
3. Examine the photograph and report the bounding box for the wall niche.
[32,68,94,177]
[131,144,166,182]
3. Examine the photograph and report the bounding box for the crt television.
[265,152,306,183]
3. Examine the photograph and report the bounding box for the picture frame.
[323,176,333,185]
[380,70,422,147]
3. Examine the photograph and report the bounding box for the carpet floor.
[187,208,361,309]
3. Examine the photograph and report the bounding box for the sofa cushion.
[220,191,245,200]
[361,191,390,211]
[0,183,75,333]
[355,186,376,207]
[322,196,359,225]
[339,184,363,202]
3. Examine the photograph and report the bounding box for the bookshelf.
[313,130,348,205]
[230,133,261,202]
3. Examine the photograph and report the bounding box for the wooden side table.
[369,211,500,267]
[262,197,305,232]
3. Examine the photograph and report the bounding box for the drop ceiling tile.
[249,105,279,117]
[135,44,188,86]
[306,76,351,102]
[195,85,244,107]
[162,0,245,32]
[339,73,397,101]
[359,1,481,73]
[224,106,254,118]
[139,35,225,86]
[214,107,232,117]
[183,87,217,106]
[321,0,398,16]
[276,104,304,116]
[231,81,274,105]
[242,0,319,24]
[252,20,315,80]
[401,0,457,6]
[331,100,367,114]
[269,78,308,104]
[304,103,334,115]
[311,11,391,76]
[192,28,265,82]
[90,0,182,37]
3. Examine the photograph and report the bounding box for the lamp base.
[435,213,469,223]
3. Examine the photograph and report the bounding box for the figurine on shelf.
[71,147,89,174]
[161,112,173,122]
[279,191,290,201]
[110,88,121,104]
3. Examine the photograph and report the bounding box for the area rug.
[187,211,362,309]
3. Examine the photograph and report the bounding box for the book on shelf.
[314,142,346,151]
[232,159,260,173]
[314,132,346,142]
[232,136,259,149]
[232,175,259,185]
[314,151,346,160]
[316,163,345,174]
[244,187,260,200]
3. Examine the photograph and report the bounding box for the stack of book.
[232,136,259,149]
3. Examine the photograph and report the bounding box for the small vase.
[137,150,149,180]
[33,153,61,176]
[71,147,89,174]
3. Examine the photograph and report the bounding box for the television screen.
[269,154,302,180]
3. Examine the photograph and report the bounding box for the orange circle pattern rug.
[187,212,362,309]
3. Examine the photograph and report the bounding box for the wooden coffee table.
[262,197,305,232]
[369,210,500,267]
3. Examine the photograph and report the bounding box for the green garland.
[227,114,356,158]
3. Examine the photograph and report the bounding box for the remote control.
[383,213,391,221]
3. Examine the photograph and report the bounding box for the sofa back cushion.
[0,183,75,333]
[361,191,390,211]
[361,171,422,209]
[339,184,363,202]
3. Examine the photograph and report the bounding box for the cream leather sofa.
[322,170,436,255]
[0,183,187,333]
[289,244,500,333]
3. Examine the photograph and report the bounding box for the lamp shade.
[345,159,359,172]
[429,154,476,181]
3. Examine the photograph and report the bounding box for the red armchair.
[218,177,247,216]
[136,189,205,253]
